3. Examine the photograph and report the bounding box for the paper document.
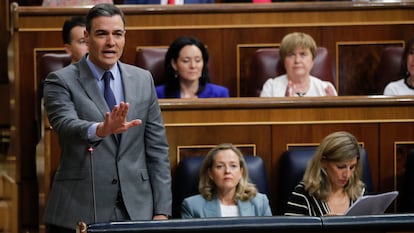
[344,191,399,216]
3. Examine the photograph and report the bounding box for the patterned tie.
[168,0,175,4]
[103,71,116,111]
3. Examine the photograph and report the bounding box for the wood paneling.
[158,97,414,214]
[39,96,414,218]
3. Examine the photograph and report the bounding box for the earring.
[174,72,178,79]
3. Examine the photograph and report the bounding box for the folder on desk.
[345,191,399,216]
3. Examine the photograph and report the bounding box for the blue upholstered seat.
[400,149,414,212]
[173,155,269,218]
[277,146,373,215]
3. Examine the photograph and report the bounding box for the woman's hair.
[302,131,365,201]
[163,36,211,98]
[198,143,258,202]
[400,36,414,78]
[279,32,317,62]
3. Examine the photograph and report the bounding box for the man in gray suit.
[43,4,171,232]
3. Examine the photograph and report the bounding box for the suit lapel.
[77,59,119,144]
[77,59,109,117]
[238,199,254,216]
[204,198,221,217]
[116,63,136,148]
[119,63,137,108]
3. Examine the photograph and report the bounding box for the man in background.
[62,16,89,63]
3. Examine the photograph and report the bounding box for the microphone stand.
[88,146,97,223]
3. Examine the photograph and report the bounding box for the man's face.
[85,15,125,70]
[65,25,88,63]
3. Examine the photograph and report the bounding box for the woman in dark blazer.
[156,36,230,98]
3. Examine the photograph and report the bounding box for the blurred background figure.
[383,36,414,96]
[62,16,88,64]
[156,36,230,98]
[260,32,337,97]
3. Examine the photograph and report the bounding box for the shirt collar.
[85,54,119,81]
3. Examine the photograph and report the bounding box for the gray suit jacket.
[181,193,272,218]
[43,57,171,229]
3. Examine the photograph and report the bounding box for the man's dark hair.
[62,16,86,44]
[86,3,126,33]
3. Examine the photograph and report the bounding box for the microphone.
[88,146,97,223]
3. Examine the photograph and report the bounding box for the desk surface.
[83,214,414,233]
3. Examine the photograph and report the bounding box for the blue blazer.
[181,193,272,218]
[156,83,230,98]
[123,0,214,3]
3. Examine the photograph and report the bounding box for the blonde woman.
[284,131,365,216]
[181,143,272,218]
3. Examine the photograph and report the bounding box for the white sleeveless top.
[220,204,239,217]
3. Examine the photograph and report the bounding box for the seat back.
[278,146,373,215]
[248,47,335,97]
[36,53,71,142]
[399,149,414,212]
[173,155,269,218]
[375,46,404,94]
[36,53,71,230]
[135,47,168,86]
[135,47,216,88]
[38,53,72,80]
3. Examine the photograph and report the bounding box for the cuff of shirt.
[88,122,103,142]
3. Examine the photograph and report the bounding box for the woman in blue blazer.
[181,143,272,218]
[156,36,230,98]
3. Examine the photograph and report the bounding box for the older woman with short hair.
[260,32,337,97]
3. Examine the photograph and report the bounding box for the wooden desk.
[42,96,414,216]
[80,214,414,233]
[157,96,414,213]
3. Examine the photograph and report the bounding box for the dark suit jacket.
[123,0,214,3]
[43,56,171,229]
[181,193,272,218]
